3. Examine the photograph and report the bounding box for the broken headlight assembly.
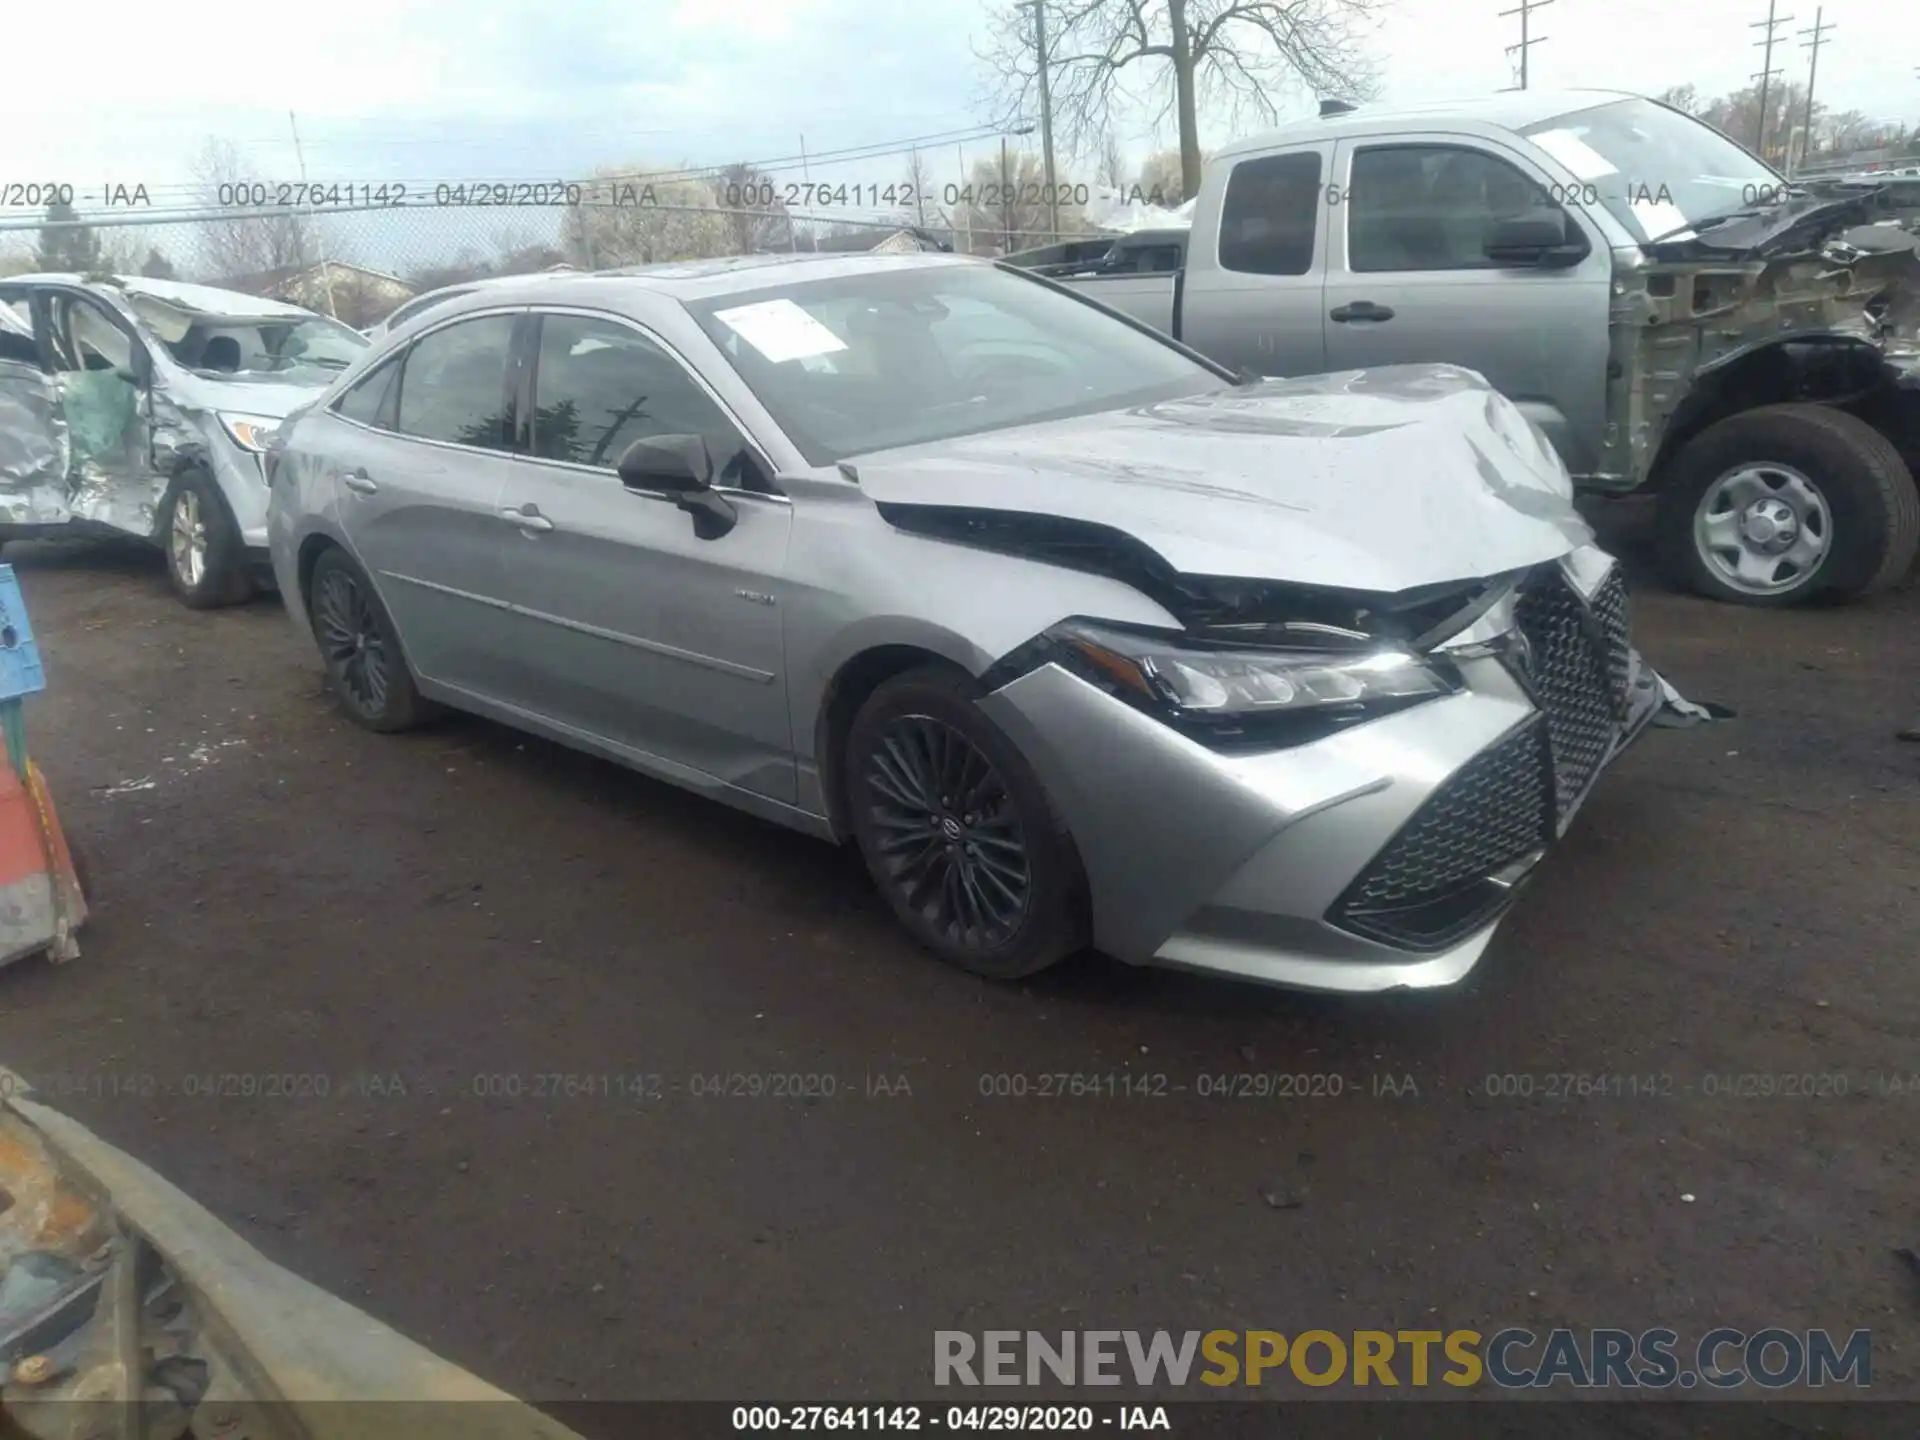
[986,619,1461,751]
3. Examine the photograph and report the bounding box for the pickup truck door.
[1177,142,1332,378]
[1321,135,1612,479]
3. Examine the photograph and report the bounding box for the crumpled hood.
[853,364,1592,592]
[170,374,331,421]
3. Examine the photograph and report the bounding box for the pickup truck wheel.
[160,470,256,610]
[1656,404,1919,607]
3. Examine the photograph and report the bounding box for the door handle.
[341,469,378,495]
[1329,301,1395,323]
[501,505,554,534]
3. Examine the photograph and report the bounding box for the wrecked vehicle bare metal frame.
[267,253,1707,995]
[1017,90,1920,608]
[0,274,369,608]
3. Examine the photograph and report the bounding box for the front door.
[44,289,158,534]
[1321,137,1613,478]
[492,310,796,803]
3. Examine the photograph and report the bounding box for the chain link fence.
[0,197,1109,328]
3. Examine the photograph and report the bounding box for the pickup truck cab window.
[1217,152,1323,276]
[1347,144,1552,272]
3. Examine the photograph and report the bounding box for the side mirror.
[615,434,737,539]
[1484,209,1589,268]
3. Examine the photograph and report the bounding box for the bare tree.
[1135,148,1186,206]
[979,0,1382,198]
[190,139,320,286]
[901,149,948,235]
[562,165,731,267]
[960,151,1076,253]
[712,163,795,255]
[1095,131,1130,191]
[1653,84,1704,116]
[1700,81,1818,166]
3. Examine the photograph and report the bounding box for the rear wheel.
[160,470,255,609]
[845,666,1086,980]
[1656,404,1919,606]
[308,548,433,732]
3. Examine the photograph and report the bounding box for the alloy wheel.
[312,568,391,716]
[860,714,1032,949]
[169,490,207,590]
[1692,462,1832,597]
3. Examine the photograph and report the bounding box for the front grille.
[1331,718,1550,947]
[1328,561,1632,951]
[1514,569,1620,819]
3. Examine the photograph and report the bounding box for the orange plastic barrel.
[0,758,85,967]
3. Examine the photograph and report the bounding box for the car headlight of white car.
[218,413,283,453]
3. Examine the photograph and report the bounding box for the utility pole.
[287,110,337,320]
[1001,134,1013,253]
[1792,8,1834,177]
[1751,0,1795,165]
[1019,0,1059,239]
[957,143,972,254]
[1499,0,1552,91]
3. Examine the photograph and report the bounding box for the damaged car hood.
[852,364,1592,593]
[171,374,331,421]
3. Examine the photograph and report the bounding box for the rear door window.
[394,314,518,451]
[1218,152,1324,276]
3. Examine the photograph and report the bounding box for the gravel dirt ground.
[1,523,1916,1414]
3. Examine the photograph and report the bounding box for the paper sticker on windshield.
[1528,129,1619,181]
[713,299,848,364]
[1632,199,1693,242]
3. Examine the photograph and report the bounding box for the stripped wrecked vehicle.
[0,275,369,608]
[0,1074,582,1440]
[267,255,1713,992]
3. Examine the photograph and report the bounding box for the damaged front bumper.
[979,550,1698,993]
[0,1076,583,1439]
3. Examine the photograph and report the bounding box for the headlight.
[989,619,1459,750]
[218,413,282,453]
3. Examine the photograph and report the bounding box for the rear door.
[1178,144,1332,377]
[490,308,796,802]
[331,309,525,696]
[1322,135,1613,478]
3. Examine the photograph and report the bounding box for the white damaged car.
[0,275,369,606]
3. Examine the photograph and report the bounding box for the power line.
[1750,0,1795,164]
[1499,0,1553,91]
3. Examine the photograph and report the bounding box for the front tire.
[307,548,433,732]
[1655,404,1919,606]
[159,470,256,609]
[845,666,1087,980]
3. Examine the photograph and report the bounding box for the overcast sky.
[1,0,1914,221]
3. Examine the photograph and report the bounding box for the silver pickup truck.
[1010,89,1920,608]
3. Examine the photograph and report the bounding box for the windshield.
[685,263,1223,465]
[167,315,370,381]
[1521,97,1786,246]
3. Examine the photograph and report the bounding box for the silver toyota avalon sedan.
[265,252,1691,993]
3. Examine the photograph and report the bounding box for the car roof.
[0,273,320,319]
[434,252,983,309]
[1214,88,1644,160]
